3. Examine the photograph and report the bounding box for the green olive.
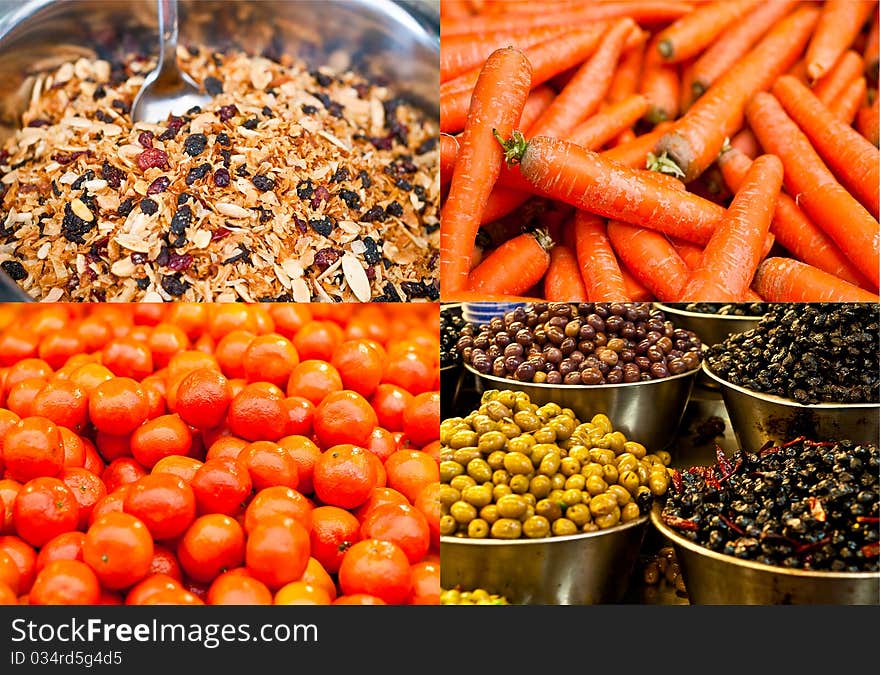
[655,449,672,466]
[506,435,534,455]
[566,503,591,527]
[586,475,608,496]
[440,514,457,535]
[450,500,477,524]
[538,402,562,419]
[498,421,521,439]
[513,397,532,413]
[581,462,604,479]
[550,417,574,441]
[620,470,641,495]
[560,457,580,477]
[439,485,461,508]
[490,390,514,408]
[503,452,533,475]
[532,427,555,444]
[595,506,621,529]
[467,518,490,538]
[439,448,455,463]
[492,484,513,501]
[564,474,586,491]
[621,502,641,523]
[522,515,551,538]
[471,415,498,435]
[602,464,619,485]
[529,475,552,499]
[513,411,541,432]
[648,472,669,496]
[522,492,537,506]
[607,484,631,506]
[467,458,492,483]
[440,460,464,483]
[538,452,561,476]
[508,474,531,494]
[591,414,612,435]
[453,447,481,465]
[477,430,507,454]
[560,488,582,507]
[549,473,567,491]
[588,493,617,517]
[496,494,528,519]
[636,463,650,485]
[552,518,578,536]
[624,441,647,459]
[568,445,590,465]
[449,475,476,491]
[529,443,556,466]
[490,518,522,539]
[582,522,600,533]
[487,450,507,470]
[604,431,627,454]
[492,469,510,485]
[616,453,639,474]
[480,504,499,525]
[461,484,493,508]
[449,430,479,449]
[483,400,512,421]
[560,407,576,419]
[535,499,562,521]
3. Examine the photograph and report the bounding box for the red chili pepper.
[808,497,827,522]
[715,445,733,477]
[719,513,745,536]
[663,514,699,532]
[672,470,683,493]
[861,542,879,558]
[856,516,880,524]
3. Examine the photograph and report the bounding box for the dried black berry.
[385,201,404,217]
[218,104,239,122]
[93,85,106,101]
[358,170,372,189]
[161,274,189,296]
[61,202,94,243]
[312,71,333,87]
[361,237,381,265]
[252,174,275,192]
[71,170,95,190]
[296,180,314,200]
[117,197,135,217]
[301,104,318,115]
[177,193,191,205]
[242,118,259,130]
[101,161,123,188]
[416,136,438,154]
[219,149,232,168]
[135,276,150,290]
[1,260,26,281]
[339,189,361,209]
[395,178,412,192]
[185,163,212,185]
[111,99,129,114]
[139,198,158,215]
[309,217,334,236]
[331,167,349,183]
[216,132,230,146]
[235,164,250,178]
[262,106,273,117]
[203,76,223,96]
[170,204,192,234]
[183,133,208,157]
[360,205,386,222]
[213,168,231,187]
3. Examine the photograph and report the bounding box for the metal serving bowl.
[441,516,649,605]
[702,362,880,450]
[654,303,763,349]
[464,363,699,451]
[0,0,438,301]
[651,506,880,604]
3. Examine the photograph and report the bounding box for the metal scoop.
[131,0,211,123]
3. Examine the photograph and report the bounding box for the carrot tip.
[691,81,706,99]
[646,151,686,178]
[658,39,674,60]
[493,128,528,167]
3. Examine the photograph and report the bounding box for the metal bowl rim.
[701,361,880,410]
[440,514,648,547]
[463,361,701,391]
[440,363,459,373]
[650,505,879,581]
[654,302,765,321]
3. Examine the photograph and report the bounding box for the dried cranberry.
[211,227,231,241]
[147,176,170,195]
[51,151,87,165]
[138,131,154,148]
[166,252,193,271]
[101,161,124,188]
[218,104,239,121]
[313,248,341,270]
[310,185,330,209]
[137,148,169,171]
[131,252,148,265]
[213,168,230,187]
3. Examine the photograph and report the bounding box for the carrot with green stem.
[440,48,532,294]
[440,134,459,189]
[607,221,690,300]
[717,145,873,289]
[812,50,864,105]
[805,0,875,82]
[772,75,879,219]
[829,76,868,125]
[640,43,680,124]
[690,0,797,99]
[569,95,650,151]
[677,154,783,302]
[544,244,588,302]
[574,212,630,302]
[467,230,553,295]
[441,25,571,82]
[655,0,760,63]
[440,2,695,38]
[529,18,636,139]
[652,6,818,183]
[857,97,879,146]
[753,258,880,302]
[746,91,879,287]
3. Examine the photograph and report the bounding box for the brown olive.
[522,515,551,538]
[491,518,522,539]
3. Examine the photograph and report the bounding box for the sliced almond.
[341,254,371,302]
[216,203,252,219]
[291,277,311,302]
[110,257,135,277]
[70,198,94,222]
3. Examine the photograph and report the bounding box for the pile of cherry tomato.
[0,303,440,605]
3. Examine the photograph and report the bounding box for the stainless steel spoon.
[131,0,211,124]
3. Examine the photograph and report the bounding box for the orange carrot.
[442,291,546,302]
[544,244,588,302]
[717,146,872,289]
[753,257,880,302]
[440,27,607,134]
[441,0,472,19]
[829,76,868,124]
[787,58,809,84]
[440,134,459,189]
[857,97,879,146]
[613,129,637,147]
[655,0,760,64]
[653,6,818,182]
[608,41,645,104]
[670,237,704,269]
[606,221,690,300]
[746,91,879,287]
[690,0,797,98]
[640,44,680,124]
[530,18,636,139]
[601,122,674,168]
[812,50,864,105]
[574,212,630,302]
[440,2,695,37]
[570,95,650,151]
[519,85,557,132]
[679,59,697,113]
[865,9,879,85]
[678,154,783,301]
[441,25,571,82]
[729,128,760,158]
[805,0,875,82]
[504,134,726,244]
[440,48,532,294]
[467,230,553,295]
[620,265,654,302]
[772,75,879,218]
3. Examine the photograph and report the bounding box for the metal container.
[651,507,879,604]
[702,362,880,450]
[0,0,439,301]
[464,363,699,451]
[654,303,762,349]
[441,517,649,605]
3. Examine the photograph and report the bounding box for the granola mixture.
[0,48,439,302]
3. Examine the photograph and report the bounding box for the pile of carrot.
[440,0,880,303]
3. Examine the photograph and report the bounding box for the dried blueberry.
[147,176,170,195]
[213,168,230,187]
[385,200,404,217]
[139,198,158,215]
[330,167,349,183]
[252,174,275,192]
[101,161,124,188]
[216,132,230,146]
[242,118,259,130]
[185,163,212,185]
[339,189,361,209]
[312,71,333,87]
[117,197,135,217]
[361,237,381,265]
[309,217,334,237]
[301,104,318,115]
[360,205,386,222]
[183,133,208,157]
[170,204,192,234]
[416,136,438,154]
[203,75,223,96]
[177,193,190,205]
[296,180,313,200]
[1,260,26,281]
[161,274,189,296]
